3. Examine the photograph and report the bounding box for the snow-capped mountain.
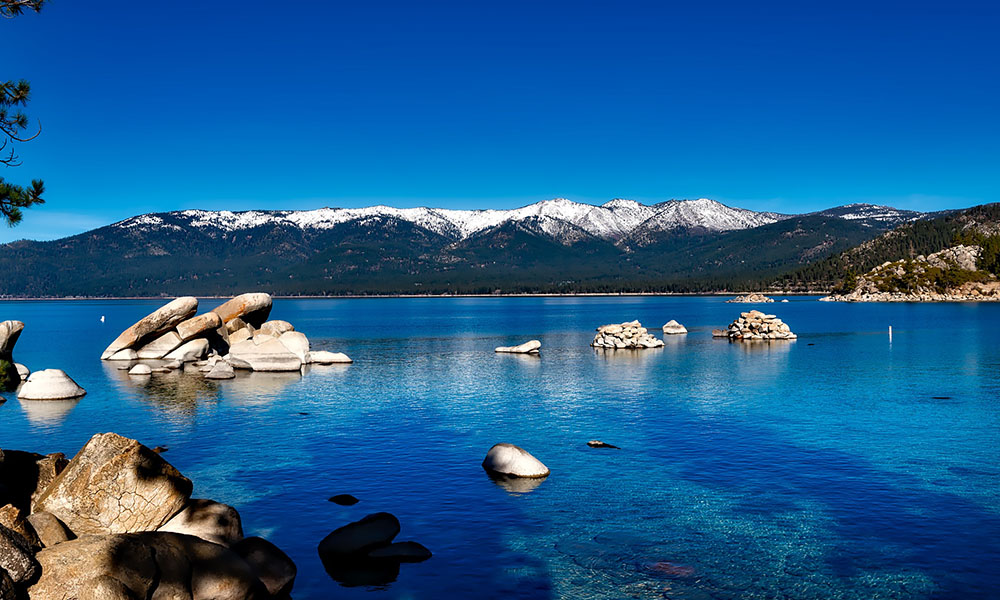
[812,203,925,228]
[112,197,789,244]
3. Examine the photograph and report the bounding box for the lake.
[1,296,998,599]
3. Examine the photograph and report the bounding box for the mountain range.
[0,198,928,297]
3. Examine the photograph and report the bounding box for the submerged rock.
[16,369,86,400]
[368,541,432,562]
[482,443,549,478]
[494,340,541,354]
[328,494,360,506]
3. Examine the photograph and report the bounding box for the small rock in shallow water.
[128,364,152,376]
[152,446,169,453]
[328,494,359,506]
[646,561,695,578]
[318,512,400,559]
[587,440,620,449]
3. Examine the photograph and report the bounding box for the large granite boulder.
[482,443,549,478]
[164,338,210,362]
[175,312,223,341]
[30,531,270,600]
[135,330,183,360]
[101,297,198,359]
[318,512,400,559]
[0,523,38,585]
[33,433,192,535]
[210,293,273,328]
[16,369,86,400]
[158,499,243,547]
[494,340,541,354]
[232,536,296,597]
[228,337,301,372]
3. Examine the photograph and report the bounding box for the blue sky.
[2,0,998,241]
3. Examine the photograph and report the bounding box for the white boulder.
[228,338,301,372]
[128,364,152,376]
[482,443,549,478]
[662,320,688,335]
[163,338,209,362]
[277,331,310,362]
[16,369,86,400]
[101,297,198,359]
[14,363,29,381]
[135,331,183,360]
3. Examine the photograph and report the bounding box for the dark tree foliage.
[1,0,45,226]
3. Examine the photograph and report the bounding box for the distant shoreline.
[0,291,828,301]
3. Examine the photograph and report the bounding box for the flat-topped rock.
[101,297,198,359]
[662,320,687,334]
[592,321,664,349]
[228,338,302,372]
[17,369,86,400]
[495,340,541,354]
[482,443,549,478]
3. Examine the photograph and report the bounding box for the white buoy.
[888,325,892,342]
[100,315,105,323]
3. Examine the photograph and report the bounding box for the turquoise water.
[1,297,998,599]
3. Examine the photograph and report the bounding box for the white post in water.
[889,325,892,342]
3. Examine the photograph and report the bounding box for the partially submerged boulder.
[101,297,198,359]
[661,320,688,335]
[318,512,400,559]
[591,321,664,349]
[232,536,296,597]
[33,433,192,535]
[16,370,86,400]
[127,364,152,377]
[307,351,352,364]
[482,443,549,478]
[494,340,541,354]
[204,362,236,380]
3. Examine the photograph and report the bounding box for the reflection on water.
[592,347,664,364]
[322,556,400,588]
[487,472,548,495]
[18,397,81,426]
[225,371,303,406]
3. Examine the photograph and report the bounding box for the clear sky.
[3,0,998,241]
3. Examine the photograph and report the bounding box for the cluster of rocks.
[717,310,797,340]
[821,245,1000,302]
[494,340,541,354]
[1,320,86,400]
[591,321,665,349]
[102,293,352,379]
[0,432,295,599]
[726,293,775,303]
[318,512,430,587]
[661,320,687,334]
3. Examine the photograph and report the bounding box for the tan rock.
[210,293,273,327]
[26,511,75,548]
[0,504,39,549]
[175,312,223,341]
[101,297,198,359]
[33,433,192,535]
[258,320,294,337]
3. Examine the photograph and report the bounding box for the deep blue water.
[1,297,998,599]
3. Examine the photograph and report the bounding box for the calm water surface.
[1,297,998,599]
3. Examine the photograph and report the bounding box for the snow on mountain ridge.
[114,198,798,242]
